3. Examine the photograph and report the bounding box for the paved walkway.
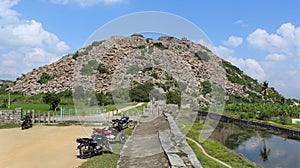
[117,116,170,168]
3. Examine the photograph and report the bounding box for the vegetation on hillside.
[37,72,54,84]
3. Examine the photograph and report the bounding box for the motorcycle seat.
[93,128,111,135]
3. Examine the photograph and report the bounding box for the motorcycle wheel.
[79,145,92,158]
[128,121,135,129]
[119,134,127,144]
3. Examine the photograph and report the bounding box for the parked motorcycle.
[111,116,135,130]
[92,127,127,144]
[21,114,32,130]
[76,135,111,159]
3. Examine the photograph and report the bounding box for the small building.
[292,118,300,124]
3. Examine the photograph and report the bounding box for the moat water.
[209,122,300,168]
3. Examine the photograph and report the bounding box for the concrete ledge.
[167,154,187,168]
[160,112,203,168]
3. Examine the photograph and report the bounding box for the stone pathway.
[117,115,170,168]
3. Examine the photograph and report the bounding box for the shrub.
[129,82,154,102]
[38,73,54,84]
[96,91,113,106]
[239,112,248,119]
[153,42,168,50]
[201,80,212,96]
[248,112,255,119]
[72,51,79,60]
[58,89,73,98]
[80,60,99,76]
[150,72,158,79]
[98,64,108,74]
[166,90,181,107]
[92,40,105,46]
[138,45,146,49]
[175,45,183,50]
[279,116,290,125]
[1,99,8,108]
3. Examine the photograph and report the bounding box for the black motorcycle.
[112,116,135,130]
[21,114,32,130]
[76,135,111,159]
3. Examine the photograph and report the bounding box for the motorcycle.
[111,116,135,130]
[76,135,111,159]
[92,127,127,144]
[21,114,32,130]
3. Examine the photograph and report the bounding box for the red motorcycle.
[92,127,127,144]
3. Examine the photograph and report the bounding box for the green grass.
[78,124,134,168]
[7,103,51,111]
[187,139,227,168]
[0,124,20,129]
[187,122,256,168]
[78,153,119,168]
[201,139,255,168]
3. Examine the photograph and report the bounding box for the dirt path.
[0,125,88,168]
[186,137,232,168]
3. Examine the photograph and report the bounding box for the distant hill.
[8,34,284,104]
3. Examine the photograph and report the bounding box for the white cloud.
[234,20,247,27]
[0,0,19,18]
[247,23,300,98]
[265,53,286,61]
[222,36,243,47]
[0,0,69,80]
[247,22,300,56]
[215,45,265,80]
[214,45,234,58]
[50,0,125,7]
[228,56,265,80]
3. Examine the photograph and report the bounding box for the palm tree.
[260,139,271,161]
[261,81,270,104]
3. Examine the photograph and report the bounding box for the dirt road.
[0,125,89,168]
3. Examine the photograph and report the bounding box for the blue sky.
[1,0,300,98]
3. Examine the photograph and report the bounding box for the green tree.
[43,92,61,110]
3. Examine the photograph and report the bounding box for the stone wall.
[0,108,22,124]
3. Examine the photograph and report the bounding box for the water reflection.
[260,139,270,162]
[209,122,300,167]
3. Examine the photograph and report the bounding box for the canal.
[209,122,300,168]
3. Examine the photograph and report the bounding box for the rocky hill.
[8,34,283,104]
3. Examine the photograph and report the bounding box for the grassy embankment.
[182,119,256,168]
